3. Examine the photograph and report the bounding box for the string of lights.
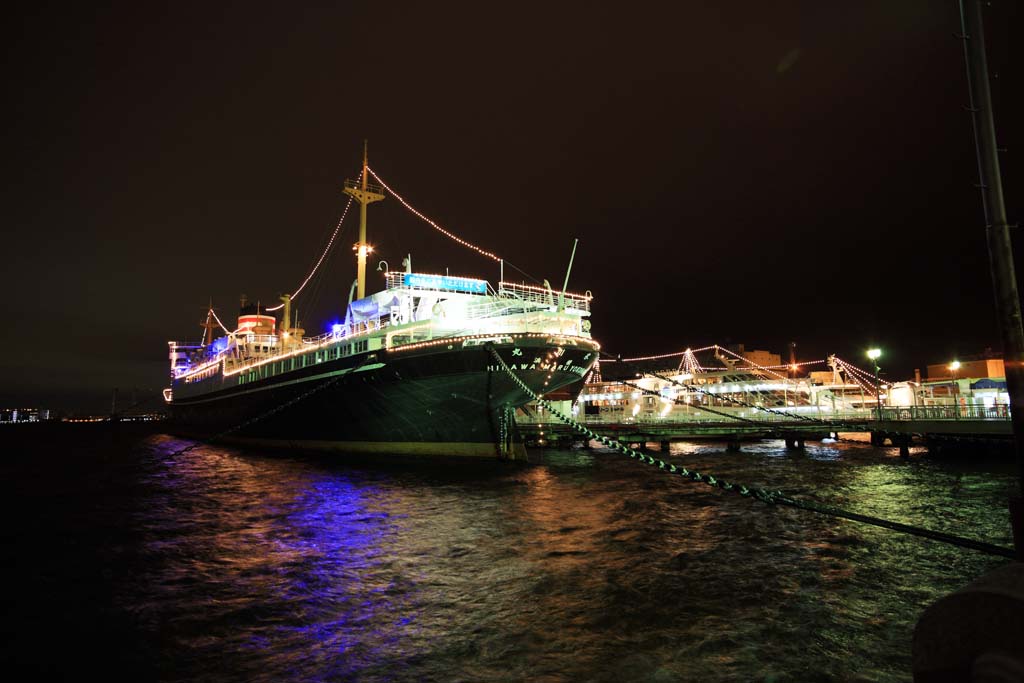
[602,345,717,363]
[831,357,879,395]
[840,370,877,396]
[679,348,703,374]
[209,308,232,335]
[753,360,826,370]
[266,176,359,312]
[713,345,790,380]
[835,357,882,386]
[367,166,502,262]
[603,346,827,381]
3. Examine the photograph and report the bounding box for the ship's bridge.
[367,271,591,341]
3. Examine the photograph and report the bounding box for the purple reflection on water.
[138,437,423,680]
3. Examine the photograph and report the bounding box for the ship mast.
[343,141,386,300]
[200,299,216,346]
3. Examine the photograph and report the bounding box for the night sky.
[4,1,1021,412]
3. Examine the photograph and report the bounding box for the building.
[729,344,781,368]
[886,355,1009,410]
[0,408,50,423]
[925,358,1003,380]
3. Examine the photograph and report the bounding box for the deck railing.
[498,282,591,312]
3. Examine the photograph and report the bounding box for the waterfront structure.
[926,357,1004,381]
[0,408,50,423]
[729,344,781,368]
[565,350,873,426]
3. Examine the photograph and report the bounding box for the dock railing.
[522,409,874,428]
[878,405,1011,421]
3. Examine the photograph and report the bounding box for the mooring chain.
[488,346,1015,558]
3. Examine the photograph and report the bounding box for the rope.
[204,308,228,336]
[366,165,544,285]
[487,346,1014,559]
[266,188,357,312]
[366,166,501,262]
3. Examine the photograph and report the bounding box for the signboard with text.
[403,273,487,294]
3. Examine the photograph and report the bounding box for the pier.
[516,410,1012,452]
[517,385,1013,455]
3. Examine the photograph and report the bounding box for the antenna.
[559,238,579,312]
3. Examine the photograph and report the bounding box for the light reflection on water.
[111,436,1018,681]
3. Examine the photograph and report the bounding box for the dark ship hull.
[169,335,598,459]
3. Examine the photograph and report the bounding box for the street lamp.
[949,360,961,416]
[867,348,882,420]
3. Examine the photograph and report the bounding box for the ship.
[163,146,599,459]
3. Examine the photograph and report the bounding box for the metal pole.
[357,141,369,300]
[874,364,882,421]
[959,0,1024,553]
[952,368,960,419]
[559,238,579,312]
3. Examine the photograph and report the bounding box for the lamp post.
[949,360,961,417]
[868,348,882,421]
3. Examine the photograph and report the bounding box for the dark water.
[2,431,1017,681]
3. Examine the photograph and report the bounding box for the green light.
[867,348,881,360]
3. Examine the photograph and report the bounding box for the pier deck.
[516,405,1012,449]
